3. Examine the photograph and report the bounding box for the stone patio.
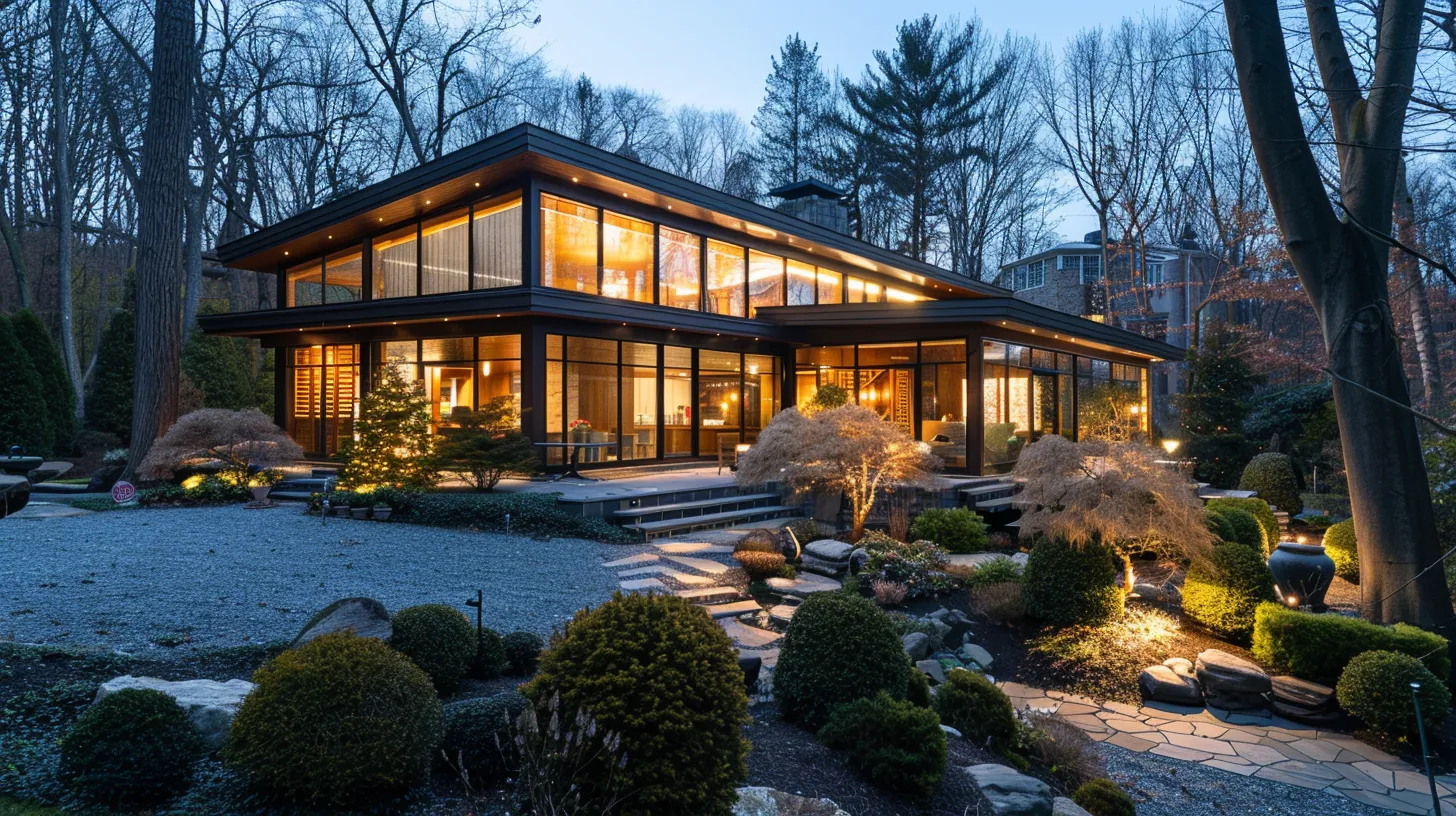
[999,680,1456,814]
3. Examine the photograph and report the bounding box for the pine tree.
[1179,321,1261,488]
[0,313,52,455]
[85,305,136,445]
[182,330,258,410]
[337,361,435,488]
[12,309,75,453]
[753,34,831,185]
[835,15,1007,261]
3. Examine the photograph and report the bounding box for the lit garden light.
[1411,682,1442,814]
[1161,439,1181,456]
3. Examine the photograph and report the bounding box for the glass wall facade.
[376,335,522,431]
[286,345,359,456]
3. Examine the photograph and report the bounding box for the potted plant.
[372,494,393,521]
[348,491,372,519]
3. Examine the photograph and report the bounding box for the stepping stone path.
[765,573,842,596]
[997,679,1456,814]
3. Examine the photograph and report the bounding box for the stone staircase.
[270,468,339,501]
[601,537,844,674]
[959,476,1021,530]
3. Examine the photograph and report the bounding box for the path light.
[1412,682,1442,814]
[1161,439,1181,456]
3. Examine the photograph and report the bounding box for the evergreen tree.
[85,305,136,445]
[753,35,831,185]
[1179,321,1261,487]
[337,361,435,488]
[835,15,1007,261]
[182,330,257,410]
[0,313,52,455]
[13,309,76,453]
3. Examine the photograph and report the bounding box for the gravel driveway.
[0,505,630,653]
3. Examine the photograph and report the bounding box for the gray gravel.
[0,505,630,653]
[1101,744,1400,816]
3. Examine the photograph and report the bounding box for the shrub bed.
[383,491,636,542]
[1337,650,1451,740]
[222,632,443,808]
[390,604,477,692]
[58,688,205,808]
[1181,543,1277,641]
[817,692,946,800]
[933,669,1017,753]
[524,592,749,816]
[472,626,509,679]
[1239,452,1303,515]
[1252,602,1449,685]
[1324,518,1358,582]
[1022,537,1123,627]
[774,590,912,730]
[734,549,788,579]
[857,532,955,598]
[907,507,989,554]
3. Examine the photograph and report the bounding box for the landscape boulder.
[903,632,932,662]
[959,643,995,671]
[1053,797,1093,816]
[916,658,947,684]
[1138,665,1202,706]
[1196,649,1271,711]
[96,675,255,750]
[965,763,1053,816]
[801,540,853,575]
[734,787,850,816]
[291,597,392,646]
[1269,675,1341,725]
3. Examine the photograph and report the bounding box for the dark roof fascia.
[759,298,1183,361]
[197,287,797,342]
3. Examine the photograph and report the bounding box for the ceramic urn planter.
[1267,542,1336,612]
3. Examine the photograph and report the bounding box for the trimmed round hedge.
[1204,509,1236,544]
[473,626,509,679]
[1210,506,1265,552]
[391,604,477,692]
[1072,778,1137,816]
[933,668,1017,753]
[907,507,989,554]
[59,688,205,808]
[1336,650,1451,740]
[1324,518,1358,582]
[735,529,783,554]
[1206,497,1279,554]
[222,632,443,808]
[1239,452,1303,515]
[524,592,749,816]
[502,630,545,675]
[441,691,528,780]
[734,549,787,579]
[1181,543,1277,641]
[774,590,913,730]
[1022,537,1123,627]
[817,692,947,801]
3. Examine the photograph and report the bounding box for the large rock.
[1195,649,1271,695]
[1053,798,1093,816]
[1270,675,1335,710]
[734,787,850,816]
[916,659,947,684]
[804,539,853,561]
[959,643,995,670]
[965,764,1053,816]
[903,632,932,661]
[96,675,255,750]
[1139,665,1202,706]
[292,597,392,646]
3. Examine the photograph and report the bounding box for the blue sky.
[516,0,1184,242]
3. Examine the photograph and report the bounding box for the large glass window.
[478,335,522,426]
[817,269,842,305]
[744,354,780,441]
[602,212,653,303]
[286,259,323,308]
[324,249,363,303]
[748,250,784,317]
[787,259,816,306]
[543,195,599,295]
[422,337,474,427]
[622,342,658,460]
[287,345,358,456]
[566,337,619,464]
[421,210,468,295]
[698,350,742,456]
[920,340,967,469]
[659,227,701,310]
[664,346,692,457]
[373,224,418,299]
[706,240,745,317]
[472,194,523,289]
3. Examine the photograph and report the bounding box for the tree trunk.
[0,202,27,308]
[1224,0,1451,625]
[51,0,84,422]
[1393,162,1443,412]
[123,0,196,480]
[181,181,205,333]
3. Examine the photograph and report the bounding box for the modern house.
[201,124,1179,476]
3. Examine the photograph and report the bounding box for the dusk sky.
[516,0,1188,240]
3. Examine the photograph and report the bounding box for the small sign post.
[110,480,136,505]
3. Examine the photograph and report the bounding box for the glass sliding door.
[744,354,780,442]
[663,346,693,457]
[288,345,359,457]
[697,350,742,457]
[621,342,658,460]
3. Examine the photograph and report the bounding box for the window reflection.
[659,227,701,310]
[706,240,745,317]
[543,195,599,295]
[602,212,653,303]
[748,250,784,317]
[286,259,323,307]
[788,260,815,306]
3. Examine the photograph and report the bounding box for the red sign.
[111,481,136,504]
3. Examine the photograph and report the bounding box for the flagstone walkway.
[999,680,1456,815]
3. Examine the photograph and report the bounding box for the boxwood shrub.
[1252,602,1449,685]
[441,691,529,780]
[1208,506,1265,552]
[472,626,509,679]
[774,590,912,730]
[524,592,749,816]
[1323,518,1358,582]
[1206,497,1279,553]
[58,688,205,808]
[1181,543,1277,641]
[502,630,545,675]
[1239,452,1303,515]
[1337,650,1451,740]
[907,507,989,554]
[388,491,636,542]
[222,632,443,807]
[1204,509,1237,544]
[1072,778,1137,816]
[933,668,1017,753]
[1022,537,1123,627]
[390,604,478,693]
[817,692,947,801]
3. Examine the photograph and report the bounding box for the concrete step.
[975,496,1019,512]
[613,492,780,522]
[961,482,1018,499]
[603,553,660,569]
[653,542,734,555]
[700,599,762,619]
[677,586,740,602]
[661,555,732,576]
[719,617,782,648]
[625,506,800,540]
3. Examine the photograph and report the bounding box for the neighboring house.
[995,229,1247,433]
[201,124,1178,476]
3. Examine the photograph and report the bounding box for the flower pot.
[350,507,371,519]
[372,506,392,521]
[1267,542,1336,611]
[251,485,271,503]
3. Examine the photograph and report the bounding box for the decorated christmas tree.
[337,361,435,488]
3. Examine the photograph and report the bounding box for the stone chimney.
[767,178,850,235]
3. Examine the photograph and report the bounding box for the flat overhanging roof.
[213,124,1007,300]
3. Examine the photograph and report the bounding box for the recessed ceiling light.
[571,176,579,182]
[474,182,480,187]
[425,200,431,204]
[283,251,289,256]
[622,193,628,198]
[379,217,384,222]
[327,235,333,239]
